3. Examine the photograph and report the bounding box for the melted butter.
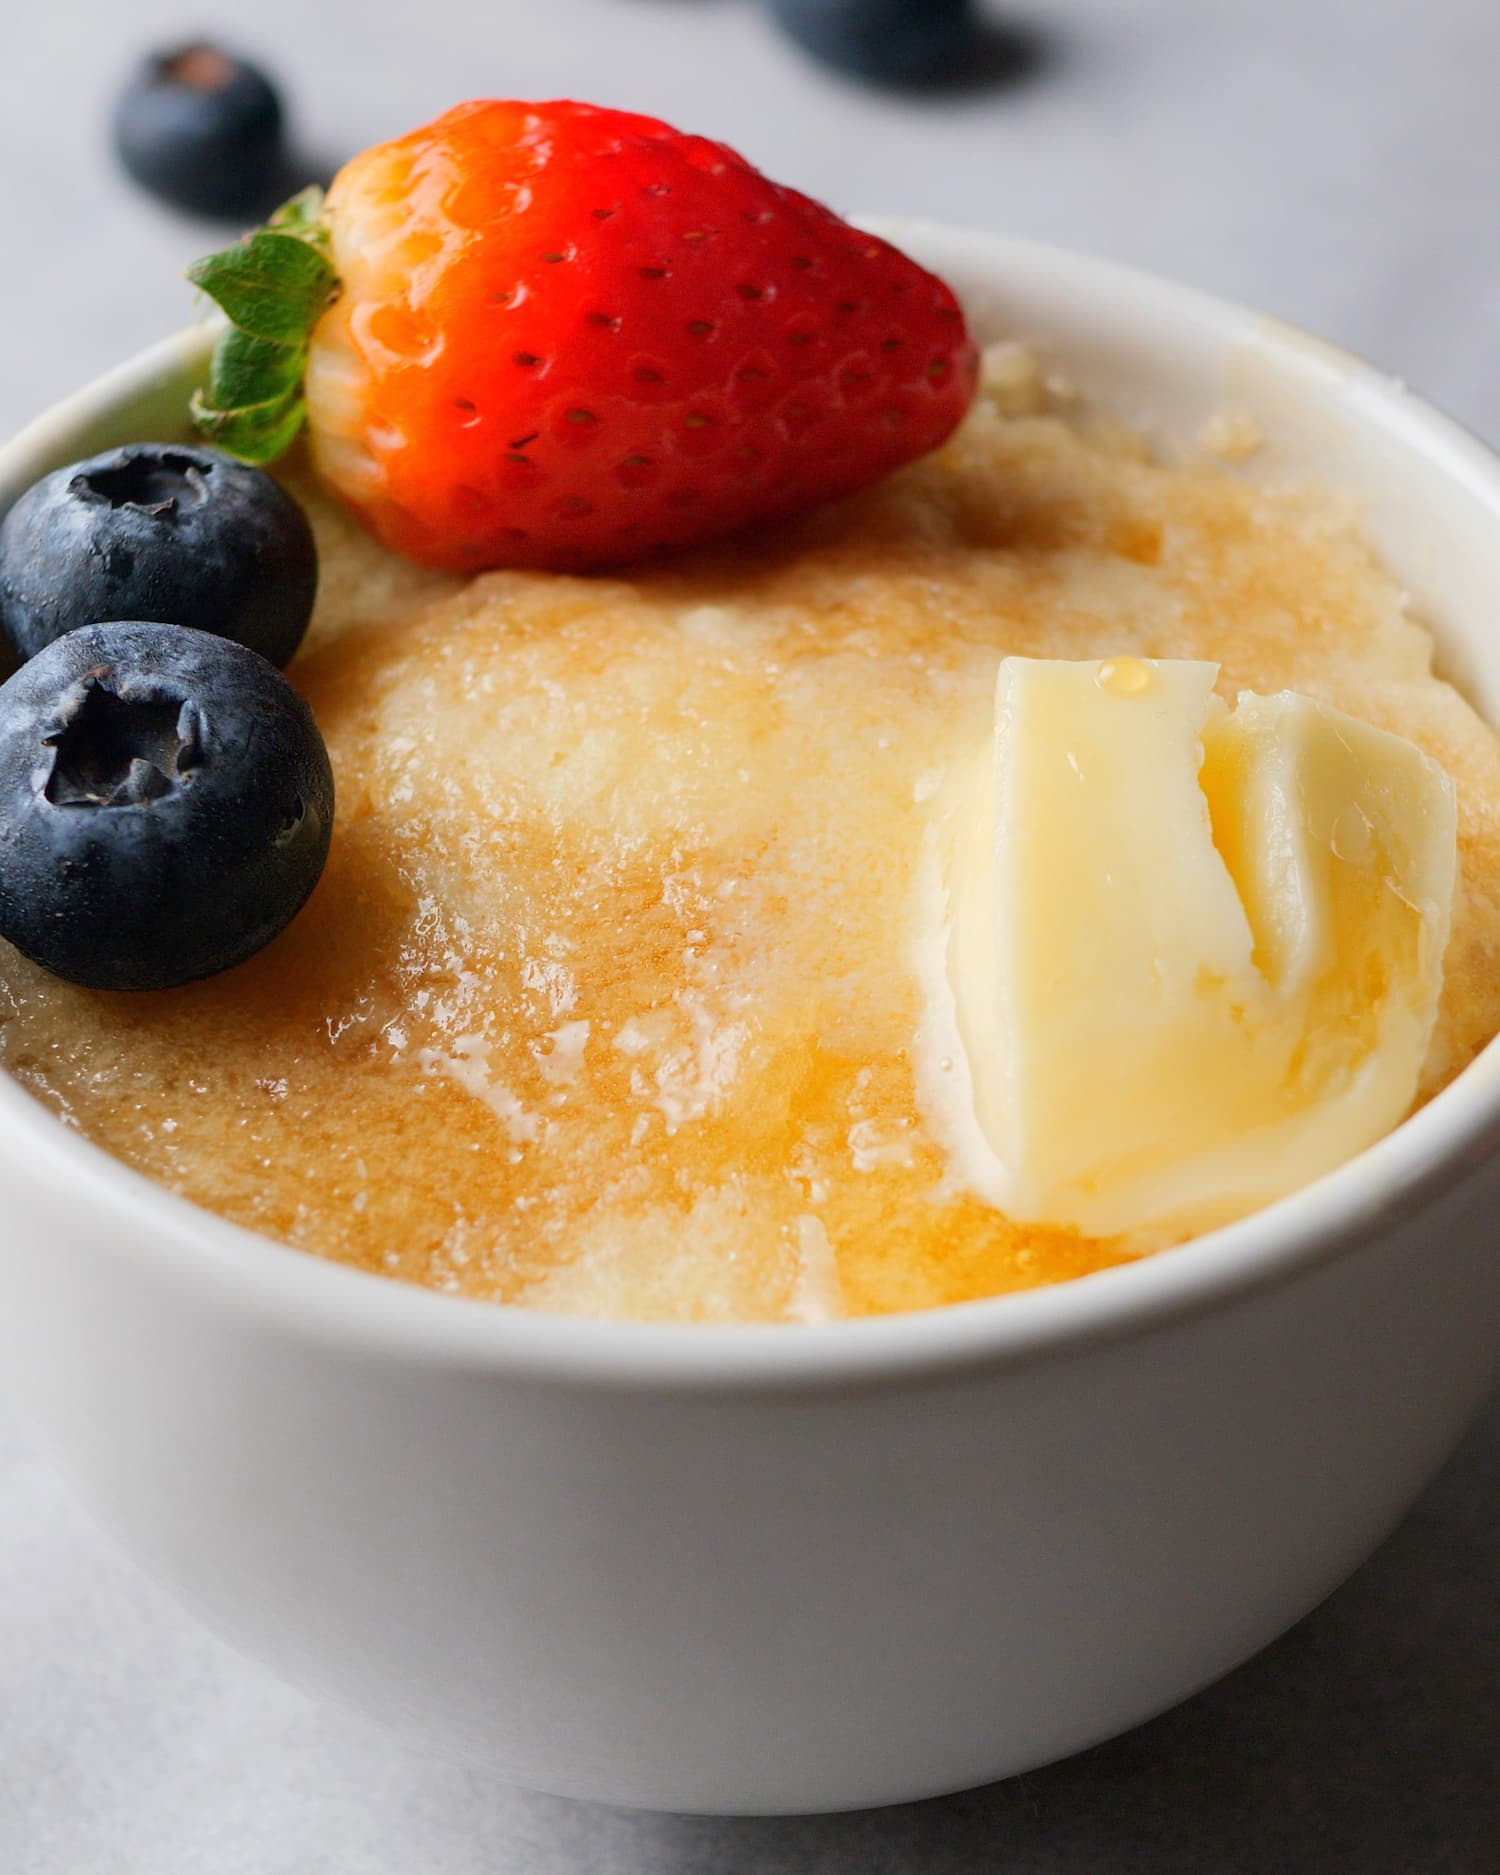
[1094,655,1156,696]
[938,661,1456,1239]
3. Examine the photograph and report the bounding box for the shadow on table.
[516,1394,1499,1875]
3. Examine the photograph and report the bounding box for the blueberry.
[0,623,333,991]
[766,0,975,85]
[113,43,287,220]
[0,444,318,669]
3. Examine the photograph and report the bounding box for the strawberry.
[188,100,978,573]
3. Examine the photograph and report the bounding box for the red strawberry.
[190,100,978,573]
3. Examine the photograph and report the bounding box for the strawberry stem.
[187,188,338,465]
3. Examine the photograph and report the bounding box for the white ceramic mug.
[0,225,1497,1815]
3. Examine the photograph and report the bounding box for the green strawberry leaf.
[204,327,307,412]
[187,187,340,465]
[187,231,337,347]
[189,383,308,465]
[268,186,334,254]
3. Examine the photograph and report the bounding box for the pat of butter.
[940,656,1457,1238]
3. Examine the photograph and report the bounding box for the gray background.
[1,1,1497,1867]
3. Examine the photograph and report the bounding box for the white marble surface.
[1,0,1497,1866]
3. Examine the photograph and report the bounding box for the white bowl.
[1,225,1498,1816]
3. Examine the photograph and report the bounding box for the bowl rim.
[4,222,1500,1396]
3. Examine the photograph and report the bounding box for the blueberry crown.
[187,189,339,464]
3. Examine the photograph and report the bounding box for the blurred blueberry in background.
[766,0,977,87]
[113,43,309,222]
